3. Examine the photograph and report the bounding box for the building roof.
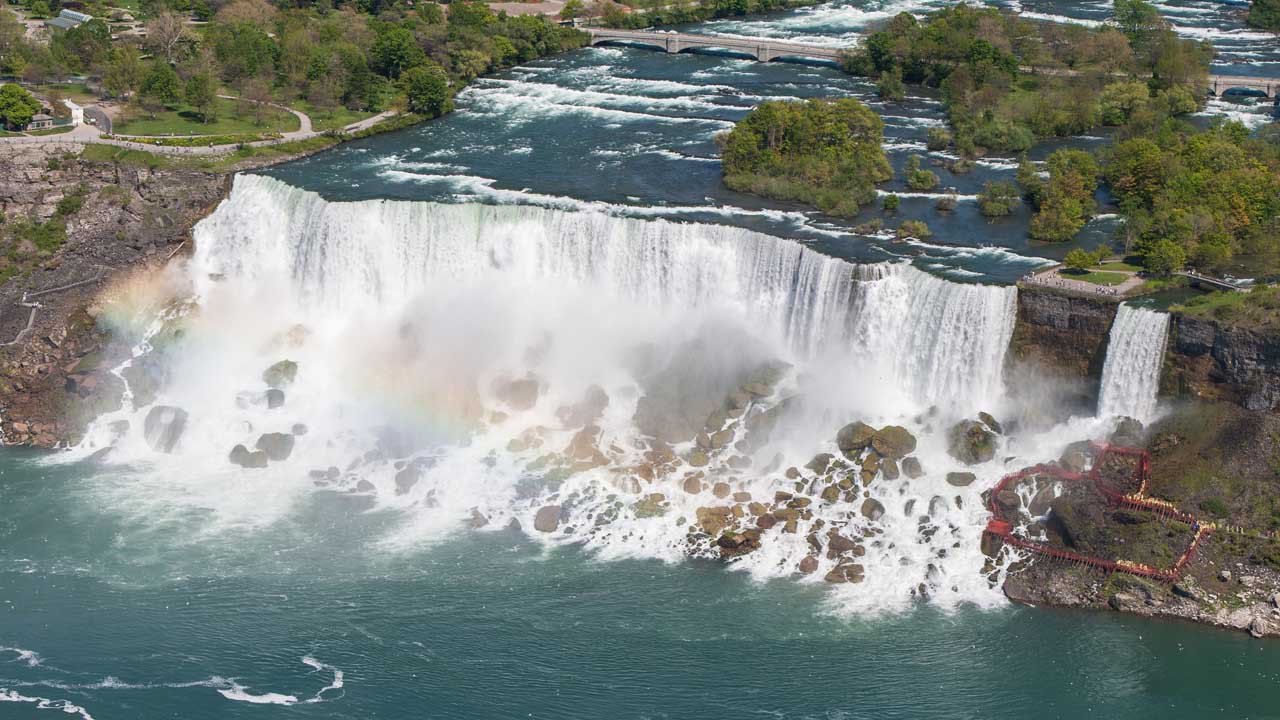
[45,16,80,30]
[59,9,93,22]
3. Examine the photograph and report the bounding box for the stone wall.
[1009,286,1119,393]
[1165,315,1280,412]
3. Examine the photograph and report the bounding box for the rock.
[495,375,540,411]
[712,482,731,499]
[1109,592,1138,611]
[978,411,1003,434]
[394,464,421,495]
[143,405,188,453]
[901,456,923,479]
[1272,593,1280,609]
[820,485,840,503]
[827,532,861,556]
[871,425,916,460]
[265,389,285,409]
[355,479,376,493]
[292,423,308,436]
[860,498,885,521]
[687,449,709,468]
[824,563,865,583]
[696,506,734,536]
[1172,580,1205,602]
[467,509,489,528]
[732,491,752,503]
[633,494,667,518]
[1110,417,1143,447]
[798,556,819,574]
[1059,441,1091,473]
[805,452,834,473]
[228,444,268,468]
[881,458,900,480]
[263,360,298,389]
[534,505,561,533]
[836,421,876,457]
[682,475,704,494]
[255,432,295,462]
[948,420,996,465]
[1219,569,1233,582]
[1251,616,1269,639]
[556,385,608,428]
[1028,486,1055,516]
[946,472,976,487]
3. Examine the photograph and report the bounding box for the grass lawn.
[1170,286,1280,328]
[1098,260,1145,273]
[291,100,376,132]
[1061,269,1130,286]
[26,125,75,136]
[30,82,99,105]
[114,97,299,136]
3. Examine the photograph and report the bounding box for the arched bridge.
[586,29,845,63]
[1207,75,1277,98]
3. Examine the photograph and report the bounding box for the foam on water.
[61,174,1081,613]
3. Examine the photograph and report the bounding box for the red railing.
[984,442,1206,582]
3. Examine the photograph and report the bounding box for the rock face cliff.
[0,143,228,446]
[1009,286,1119,396]
[1010,285,1280,414]
[1165,315,1280,412]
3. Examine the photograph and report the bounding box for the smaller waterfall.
[1097,304,1170,422]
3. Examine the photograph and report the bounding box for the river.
[2,1,1279,718]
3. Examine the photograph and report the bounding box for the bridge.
[1176,271,1248,292]
[585,30,1275,99]
[586,29,844,63]
[1208,75,1277,98]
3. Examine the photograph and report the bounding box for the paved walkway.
[1021,265,1144,298]
[0,99,400,156]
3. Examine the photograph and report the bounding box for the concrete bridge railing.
[586,29,845,63]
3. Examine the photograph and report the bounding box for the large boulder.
[836,421,876,457]
[1110,417,1143,447]
[948,419,996,465]
[860,497,885,521]
[901,456,924,479]
[265,388,285,409]
[262,360,298,389]
[395,464,421,495]
[255,432,295,462]
[496,375,541,411]
[556,385,609,428]
[871,425,916,460]
[229,444,268,468]
[946,472,976,487]
[534,504,561,533]
[824,563,865,583]
[143,405,188,453]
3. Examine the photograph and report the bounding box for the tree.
[904,155,939,191]
[1112,0,1165,51]
[141,62,182,111]
[897,220,931,239]
[184,73,218,124]
[370,26,425,79]
[400,62,452,117]
[103,46,145,99]
[1064,248,1094,271]
[1144,238,1186,276]
[146,11,190,65]
[882,193,900,213]
[1249,0,1280,31]
[977,181,1019,218]
[0,82,40,129]
[559,0,585,20]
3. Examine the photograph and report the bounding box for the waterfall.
[72,173,1026,613]
[1098,304,1170,422]
[194,174,1016,411]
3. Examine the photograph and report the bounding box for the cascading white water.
[75,173,1030,613]
[1097,304,1170,423]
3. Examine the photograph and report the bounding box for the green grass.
[1170,285,1280,328]
[1061,269,1130,286]
[291,101,376,132]
[25,125,75,136]
[81,144,172,169]
[29,82,99,105]
[1098,260,1145,272]
[114,97,300,137]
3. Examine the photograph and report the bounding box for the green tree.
[141,62,183,108]
[882,193,900,213]
[103,46,146,99]
[184,72,218,124]
[559,0,585,20]
[370,26,425,79]
[1249,0,1280,31]
[904,155,939,191]
[1064,248,1094,270]
[400,62,452,117]
[978,181,1019,218]
[1144,238,1186,276]
[0,82,42,129]
[897,219,931,239]
[721,98,892,216]
[1113,0,1164,50]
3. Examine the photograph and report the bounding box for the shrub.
[882,193,900,213]
[935,193,958,212]
[897,220,931,239]
[978,181,1019,217]
[904,155,939,191]
[926,127,952,151]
